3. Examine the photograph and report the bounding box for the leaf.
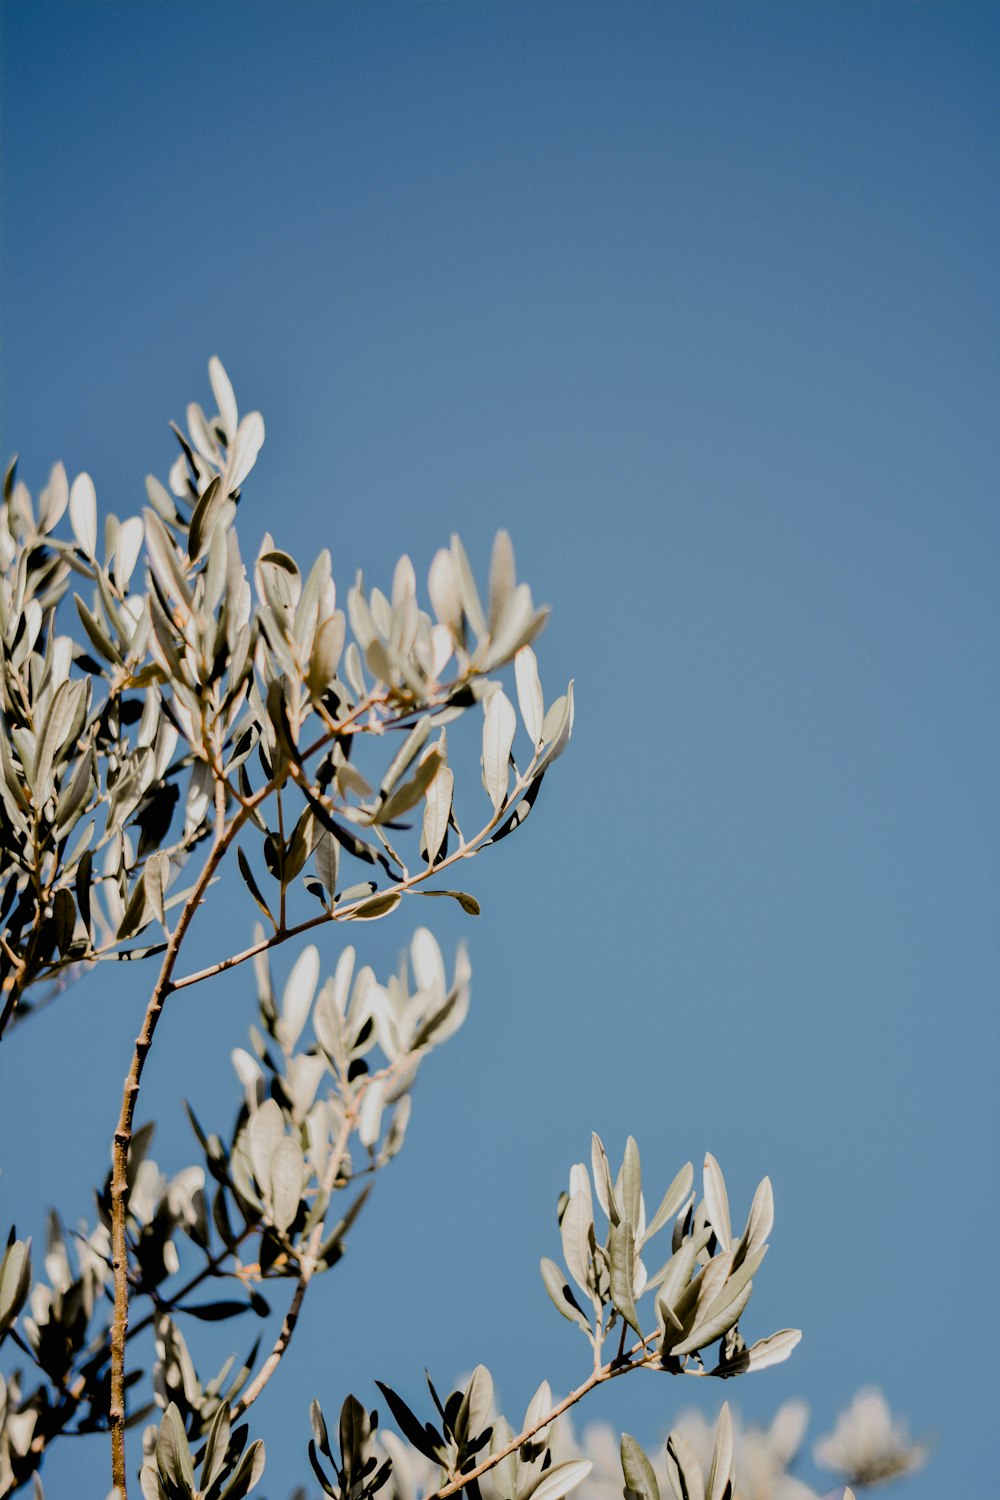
[537,682,574,767]
[34,680,76,802]
[665,1432,705,1500]
[708,1327,801,1376]
[591,1134,619,1226]
[734,1177,773,1266]
[200,1402,232,1490]
[514,646,544,746]
[269,1135,304,1233]
[375,750,442,825]
[706,1404,734,1500]
[209,355,239,439]
[279,944,320,1051]
[482,689,516,812]
[621,1434,660,1500]
[559,1190,594,1301]
[488,530,516,632]
[621,1137,642,1233]
[189,475,225,562]
[315,831,339,902]
[374,1382,444,1463]
[644,1163,694,1244]
[69,472,98,556]
[421,762,453,866]
[0,1238,31,1337]
[539,1257,592,1335]
[670,1278,752,1357]
[238,848,275,927]
[703,1153,732,1252]
[218,1438,265,1499]
[225,411,266,494]
[248,1099,284,1188]
[418,890,480,915]
[348,891,401,921]
[521,1459,593,1500]
[156,1403,195,1492]
[380,718,432,797]
[609,1219,642,1336]
[178,1300,253,1322]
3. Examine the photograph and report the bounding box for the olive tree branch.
[429,1332,661,1500]
[168,756,542,996]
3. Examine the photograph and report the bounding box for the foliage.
[0,363,924,1500]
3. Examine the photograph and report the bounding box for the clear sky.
[2,3,998,1497]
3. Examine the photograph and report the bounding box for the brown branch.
[169,759,540,996]
[428,1333,660,1500]
[230,1097,360,1419]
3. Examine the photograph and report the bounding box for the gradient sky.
[1,4,998,1497]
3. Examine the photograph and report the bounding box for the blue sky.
[2,3,998,1496]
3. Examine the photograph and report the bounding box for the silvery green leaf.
[248,1099,285,1189]
[488,530,516,631]
[560,1190,594,1300]
[520,1458,593,1500]
[451,533,485,638]
[487,1417,518,1500]
[650,1226,711,1311]
[409,926,444,998]
[269,1135,304,1233]
[34,679,75,802]
[279,945,320,1051]
[200,1402,232,1491]
[482,688,516,812]
[703,1153,732,1252]
[621,1434,660,1500]
[422,762,453,865]
[428,546,462,633]
[225,411,266,494]
[189,475,225,562]
[39,460,69,531]
[209,356,239,440]
[699,1246,766,1329]
[664,1433,705,1500]
[315,831,339,902]
[455,1363,494,1448]
[670,1278,753,1357]
[514,646,544,747]
[485,583,541,668]
[69,473,98,556]
[144,510,194,610]
[621,1137,642,1232]
[706,1404,734,1500]
[734,1177,773,1267]
[309,613,346,696]
[113,515,144,588]
[376,749,442,824]
[0,1238,31,1338]
[523,1379,553,1439]
[537,682,574,768]
[348,890,401,921]
[358,1078,387,1147]
[418,889,481,915]
[237,848,275,927]
[140,1466,167,1500]
[156,1402,196,1492]
[217,1438,265,1499]
[591,1134,620,1226]
[539,1257,592,1335]
[644,1163,694,1245]
[380,717,432,796]
[712,1327,801,1375]
[609,1219,642,1336]
[75,593,123,665]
